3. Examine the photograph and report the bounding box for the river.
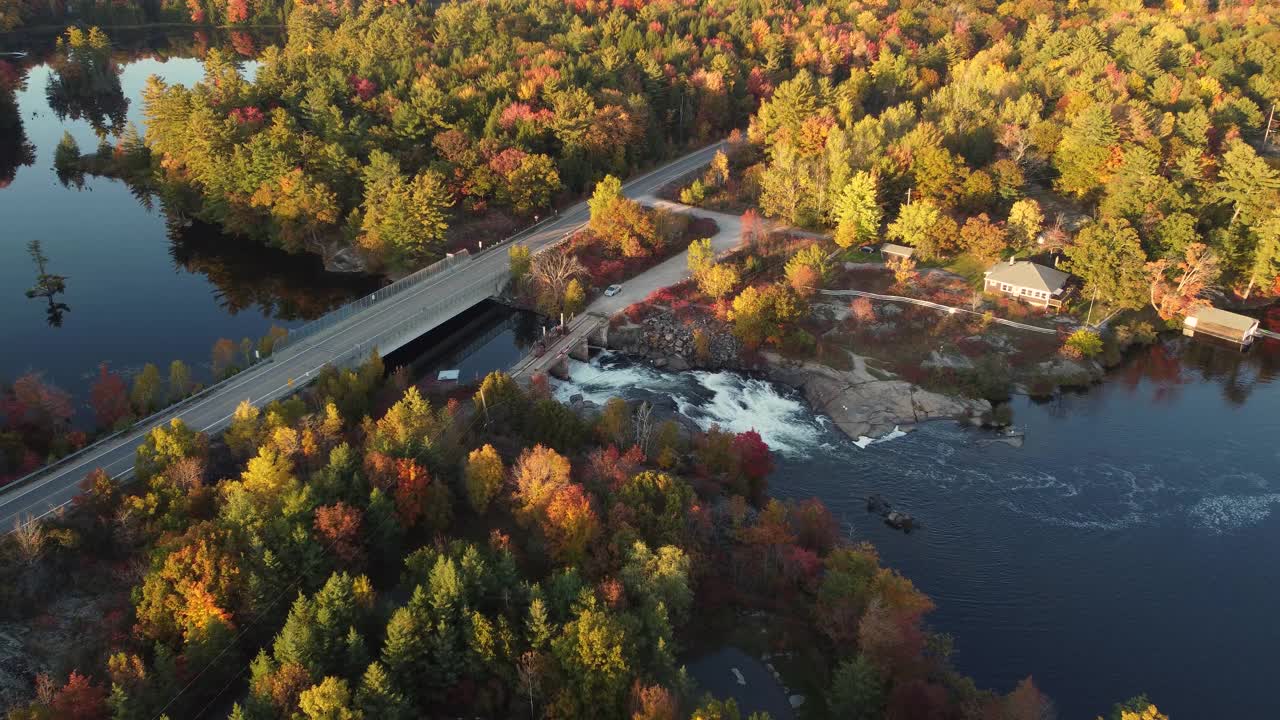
[554,336,1280,718]
[5,29,1280,720]
[0,34,374,416]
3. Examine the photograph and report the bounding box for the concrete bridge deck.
[0,142,724,531]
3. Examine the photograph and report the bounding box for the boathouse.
[1182,307,1259,346]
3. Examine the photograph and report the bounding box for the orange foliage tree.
[512,444,571,525]
[314,502,364,566]
[134,523,239,644]
[1147,242,1220,321]
[49,671,108,720]
[393,458,432,529]
[541,483,600,564]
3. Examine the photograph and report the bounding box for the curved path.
[0,142,725,531]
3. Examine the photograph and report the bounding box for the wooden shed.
[880,243,915,261]
[1182,307,1259,346]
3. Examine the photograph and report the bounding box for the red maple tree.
[315,502,364,565]
[50,671,108,720]
[89,363,130,430]
[393,458,431,528]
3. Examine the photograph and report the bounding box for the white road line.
[0,143,724,527]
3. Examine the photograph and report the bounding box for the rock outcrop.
[765,353,989,440]
[308,236,369,273]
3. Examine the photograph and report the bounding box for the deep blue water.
[557,337,1280,718]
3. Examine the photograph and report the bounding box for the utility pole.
[479,386,489,426]
[1085,288,1098,327]
[1265,103,1276,146]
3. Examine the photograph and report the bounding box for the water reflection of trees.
[44,27,129,138]
[1103,333,1280,406]
[169,219,378,322]
[1178,336,1279,406]
[0,61,36,188]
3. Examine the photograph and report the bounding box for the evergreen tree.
[1054,103,1119,199]
[827,655,885,720]
[356,662,407,720]
[1064,219,1149,320]
[1217,141,1280,227]
[833,171,882,249]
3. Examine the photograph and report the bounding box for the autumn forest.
[2,0,1276,717]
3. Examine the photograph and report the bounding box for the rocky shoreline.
[604,313,991,442]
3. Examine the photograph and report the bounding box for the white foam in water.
[1187,493,1280,534]
[552,357,675,406]
[552,354,829,456]
[682,370,823,455]
[852,425,908,449]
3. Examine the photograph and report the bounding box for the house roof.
[880,243,915,257]
[984,260,1070,293]
[1185,307,1259,332]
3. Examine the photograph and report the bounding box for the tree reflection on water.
[0,60,35,188]
[168,218,380,323]
[44,27,129,138]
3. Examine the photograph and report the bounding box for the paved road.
[0,142,724,531]
[588,197,746,316]
[511,197,747,380]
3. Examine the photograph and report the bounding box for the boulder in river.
[867,494,919,533]
[884,510,917,533]
[866,493,891,515]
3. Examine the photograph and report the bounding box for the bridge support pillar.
[569,338,591,362]
[590,320,608,348]
[549,356,571,381]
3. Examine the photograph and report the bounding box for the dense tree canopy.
[0,349,1079,719]
[737,0,1280,304]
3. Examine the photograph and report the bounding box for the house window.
[1000,283,1012,292]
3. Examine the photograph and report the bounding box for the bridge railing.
[0,345,278,501]
[272,251,473,354]
[1,144,728,505]
[327,267,513,371]
[275,209,575,355]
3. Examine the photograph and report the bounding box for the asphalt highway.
[0,141,723,531]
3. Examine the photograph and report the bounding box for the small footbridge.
[510,313,612,381]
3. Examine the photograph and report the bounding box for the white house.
[983,259,1071,310]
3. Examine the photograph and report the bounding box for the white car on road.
[604,284,623,297]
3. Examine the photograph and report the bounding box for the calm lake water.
[558,336,1280,719]
[0,41,372,416]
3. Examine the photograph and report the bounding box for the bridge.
[0,142,724,531]
[509,313,612,381]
